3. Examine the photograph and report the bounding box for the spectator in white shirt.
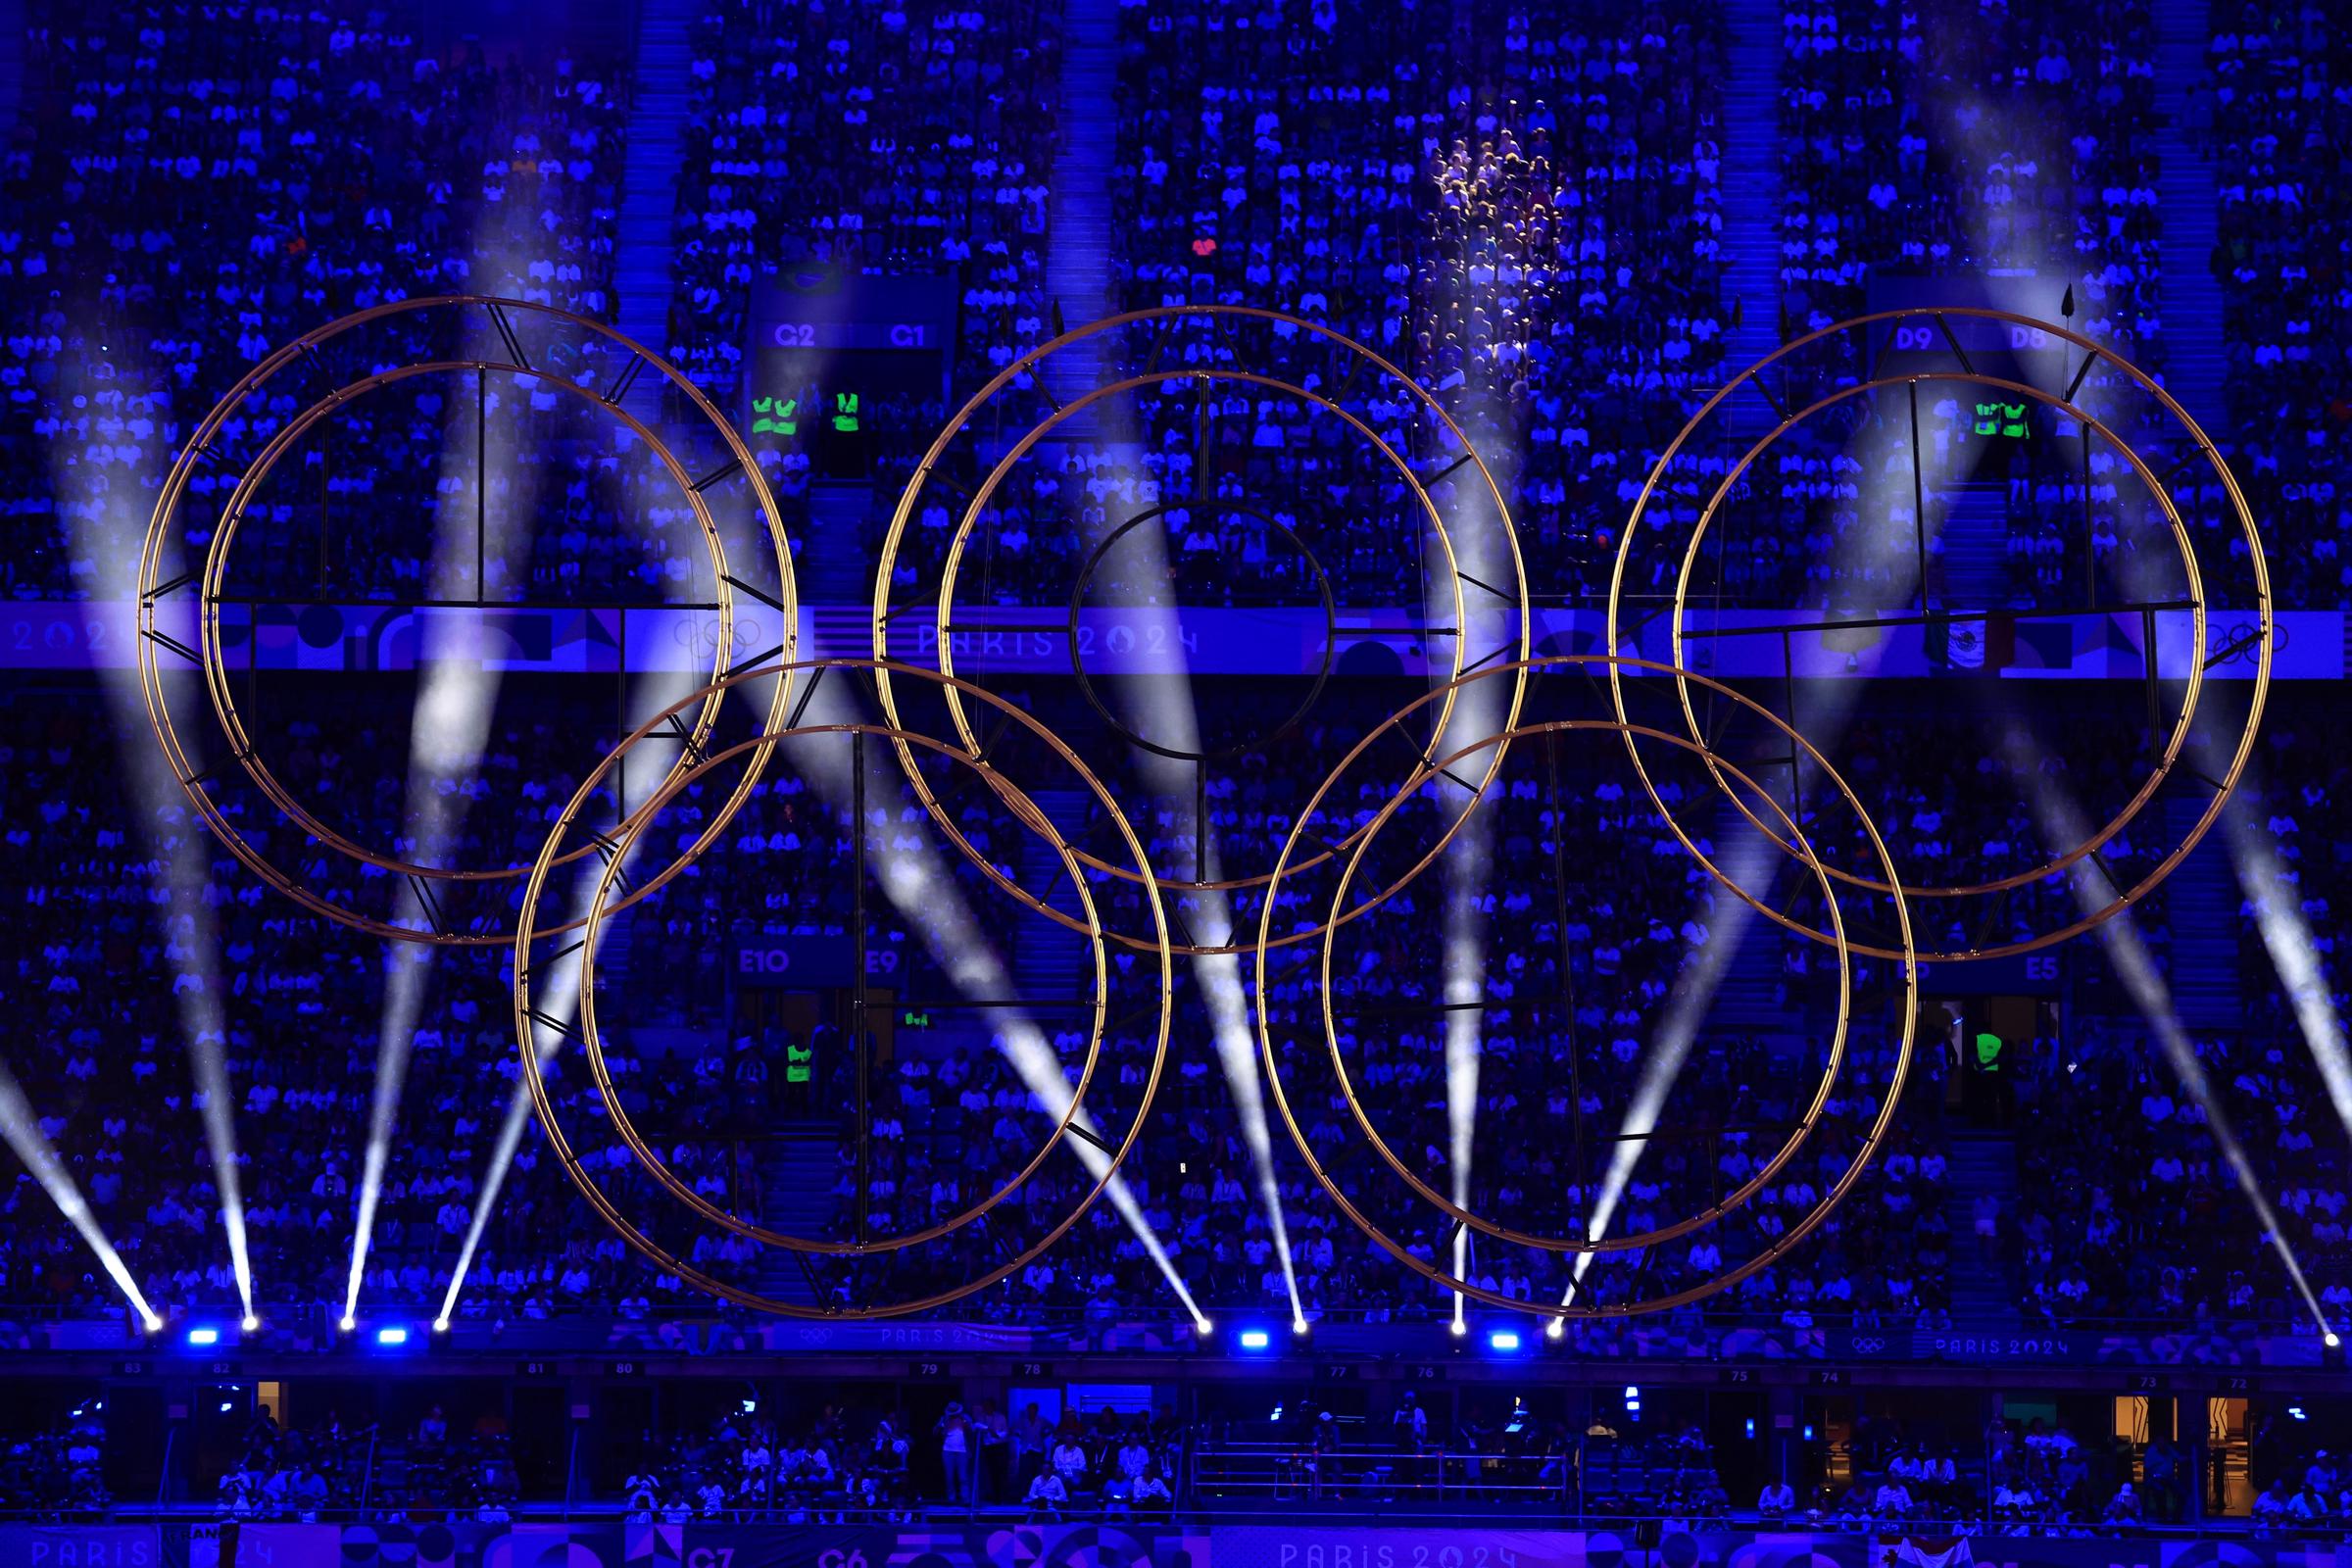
[1025,1469,1069,1518]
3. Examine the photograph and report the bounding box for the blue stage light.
[185,1327,220,1348]
[1488,1330,1523,1352]
[374,1325,410,1347]
[1238,1328,1271,1350]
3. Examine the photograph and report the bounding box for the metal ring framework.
[1318,729,1846,1254]
[198,362,735,880]
[513,657,1174,1318]
[1255,655,1919,1318]
[931,368,1472,799]
[1662,373,2200,906]
[1064,502,1338,764]
[575,730,1109,1253]
[1606,306,2272,964]
[872,305,1532,957]
[136,294,799,947]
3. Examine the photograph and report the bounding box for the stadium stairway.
[1718,0,1784,396]
[613,0,693,359]
[753,1126,841,1303]
[1013,789,1097,1008]
[1717,908,1798,1047]
[1711,805,1805,1055]
[2162,794,2240,1029]
[2152,0,2225,429]
[1043,0,1119,442]
[805,484,874,602]
[594,906,632,989]
[0,0,23,133]
[1932,479,2012,611]
[1943,1133,2023,1331]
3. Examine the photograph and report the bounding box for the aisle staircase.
[752,1127,841,1303]
[1719,0,1784,404]
[1708,808,1805,1053]
[613,0,694,361]
[593,909,632,989]
[1717,906,1797,1042]
[1942,1133,2023,1331]
[0,0,24,133]
[2152,0,2225,429]
[1044,0,1120,439]
[1932,479,2012,612]
[805,484,873,603]
[1013,789,1096,1009]
[2163,795,2240,1029]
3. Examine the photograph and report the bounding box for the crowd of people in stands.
[2,670,2344,1339]
[0,1407,108,1517]
[212,1403,522,1521]
[2249,1451,2352,1530]
[2209,3,2352,612]
[601,1400,1179,1519]
[1,3,642,603]
[0,0,2344,1403]
[1817,1414,2149,1532]
[0,0,2333,610]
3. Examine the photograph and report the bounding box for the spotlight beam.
[1574,408,1900,1304]
[59,361,254,1326]
[785,679,1208,1323]
[1121,710,1305,1326]
[349,320,522,1325]
[0,1056,162,1329]
[1424,475,1510,1326]
[448,667,1212,1328]
[439,1054,557,1329]
[2226,788,2352,1150]
[1559,825,1782,1304]
[437,662,699,1323]
[431,280,753,1317]
[441,893,601,1328]
[1091,494,1304,1324]
[1416,209,1515,1325]
[2019,738,2335,1337]
[1192,943,1308,1327]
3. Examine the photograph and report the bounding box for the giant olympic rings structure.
[140,299,2269,1318]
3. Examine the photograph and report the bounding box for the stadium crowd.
[0,0,2334,608]
[1,679,2344,1339]
[596,1400,1182,1519]
[0,0,2348,1536]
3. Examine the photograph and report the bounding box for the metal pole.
[475,367,488,600]
[853,729,870,1249]
[616,612,628,812]
[1908,378,1930,609]
[2082,421,2096,610]
[1196,758,1209,886]
[1781,627,1800,812]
